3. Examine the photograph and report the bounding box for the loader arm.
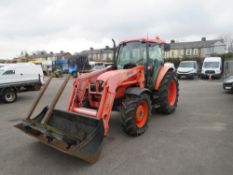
[67,67,111,111]
[68,65,145,136]
[96,65,145,135]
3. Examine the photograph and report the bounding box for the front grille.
[205,70,215,74]
[224,83,233,86]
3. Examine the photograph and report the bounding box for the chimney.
[90,47,94,50]
[170,40,175,43]
[201,37,206,41]
[105,45,109,49]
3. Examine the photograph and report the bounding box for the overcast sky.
[0,0,233,59]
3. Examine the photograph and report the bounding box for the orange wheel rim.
[135,100,148,128]
[168,80,177,106]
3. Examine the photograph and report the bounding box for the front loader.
[15,37,179,163]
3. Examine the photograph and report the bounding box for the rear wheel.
[3,88,17,103]
[121,93,151,136]
[154,71,179,114]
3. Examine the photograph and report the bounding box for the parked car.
[201,57,222,79]
[223,60,233,91]
[104,63,113,67]
[0,63,44,103]
[165,62,175,71]
[92,62,105,70]
[176,61,198,79]
[223,76,233,91]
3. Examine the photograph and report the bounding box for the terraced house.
[80,46,113,62]
[165,37,226,59]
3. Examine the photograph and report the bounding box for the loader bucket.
[15,107,104,163]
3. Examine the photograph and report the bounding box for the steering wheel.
[123,58,144,69]
[136,58,144,64]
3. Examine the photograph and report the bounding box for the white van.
[201,57,222,79]
[0,63,44,103]
[0,63,8,68]
[177,61,198,79]
[0,63,44,84]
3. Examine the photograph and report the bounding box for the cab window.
[3,70,15,75]
[148,44,162,61]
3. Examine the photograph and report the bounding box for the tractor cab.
[116,38,168,88]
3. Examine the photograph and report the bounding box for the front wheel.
[121,93,151,136]
[154,71,179,114]
[3,88,17,103]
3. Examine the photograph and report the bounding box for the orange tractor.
[15,37,179,163]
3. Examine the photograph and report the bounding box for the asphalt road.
[0,78,233,175]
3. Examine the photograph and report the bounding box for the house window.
[179,49,184,56]
[171,51,175,57]
[103,53,107,60]
[186,49,192,55]
[173,50,178,57]
[193,49,198,55]
[108,53,113,59]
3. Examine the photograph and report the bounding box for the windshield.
[179,62,194,68]
[117,42,147,69]
[203,62,219,68]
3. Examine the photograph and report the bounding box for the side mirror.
[112,39,117,69]
[164,43,170,51]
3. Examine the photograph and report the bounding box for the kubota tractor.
[15,37,179,163]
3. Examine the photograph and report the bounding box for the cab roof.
[120,38,166,45]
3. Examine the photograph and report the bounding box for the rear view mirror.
[164,44,170,51]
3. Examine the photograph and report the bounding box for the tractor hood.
[97,69,132,82]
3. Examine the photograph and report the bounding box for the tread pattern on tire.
[153,71,179,114]
[121,93,151,136]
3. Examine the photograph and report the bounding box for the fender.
[126,87,151,96]
[154,65,174,90]
[0,87,18,96]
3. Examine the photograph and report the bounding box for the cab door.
[146,43,163,89]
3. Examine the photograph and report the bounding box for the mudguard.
[126,87,151,96]
[155,65,174,90]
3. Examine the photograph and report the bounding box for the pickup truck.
[0,63,44,103]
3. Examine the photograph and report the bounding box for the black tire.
[3,88,17,103]
[121,93,151,136]
[154,71,179,114]
[33,84,41,91]
[190,74,194,80]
